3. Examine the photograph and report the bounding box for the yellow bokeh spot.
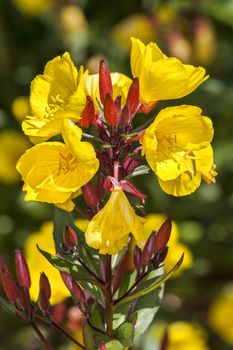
[208,289,233,344]
[0,129,30,185]
[11,96,30,122]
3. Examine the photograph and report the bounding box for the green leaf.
[115,254,184,307]
[83,321,95,350]
[105,340,124,350]
[90,302,105,331]
[114,321,135,347]
[37,245,104,303]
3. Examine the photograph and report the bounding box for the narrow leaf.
[115,254,184,307]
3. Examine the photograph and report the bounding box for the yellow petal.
[85,190,145,254]
[130,38,208,105]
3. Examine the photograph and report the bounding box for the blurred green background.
[0,0,233,349]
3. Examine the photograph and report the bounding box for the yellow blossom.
[13,0,54,16]
[111,14,155,52]
[208,289,233,344]
[84,73,132,112]
[130,37,208,107]
[22,52,87,144]
[142,105,215,196]
[144,214,193,277]
[25,219,88,304]
[0,129,30,185]
[152,322,209,350]
[11,96,30,122]
[85,189,145,255]
[16,120,99,211]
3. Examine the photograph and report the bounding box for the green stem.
[105,255,113,335]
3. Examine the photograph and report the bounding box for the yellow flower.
[0,129,30,185]
[25,219,88,304]
[111,14,155,52]
[152,322,209,350]
[13,0,54,16]
[17,120,99,211]
[84,73,132,112]
[85,189,145,255]
[142,105,215,196]
[22,52,87,144]
[208,289,233,344]
[144,214,193,277]
[11,96,30,122]
[130,37,208,107]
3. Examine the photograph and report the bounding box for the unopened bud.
[80,96,95,128]
[15,249,31,289]
[72,278,86,303]
[38,288,50,313]
[155,219,172,252]
[40,272,51,300]
[64,226,78,248]
[134,246,142,270]
[125,78,140,117]
[60,272,73,291]
[141,231,156,266]
[18,286,29,309]
[99,59,113,104]
[104,93,119,127]
[1,268,18,302]
[82,182,99,208]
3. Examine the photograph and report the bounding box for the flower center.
[58,151,77,175]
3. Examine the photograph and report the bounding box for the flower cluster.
[17,37,216,255]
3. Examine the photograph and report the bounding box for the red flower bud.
[121,104,130,127]
[0,268,18,302]
[134,246,142,270]
[80,96,95,128]
[15,249,31,289]
[38,288,50,313]
[64,226,78,248]
[82,182,99,208]
[104,94,119,127]
[100,343,107,350]
[99,59,113,104]
[141,231,156,266]
[154,219,172,252]
[60,271,73,291]
[72,278,86,303]
[18,286,29,309]
[126,78,140,116]
[40,272,51,300]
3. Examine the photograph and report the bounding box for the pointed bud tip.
[15,249,31,289]
[154,218,172,252]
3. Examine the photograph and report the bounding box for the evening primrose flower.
[22,52,87,143]
[130,37,208,107]
[17,120,99,211]
[144,214,193,277]
[85,189,145,255]
[0,129,30,185]
[84,73,132,111]
[25,219,88,304]
[208,289,233,344]
[142,105,215,196]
